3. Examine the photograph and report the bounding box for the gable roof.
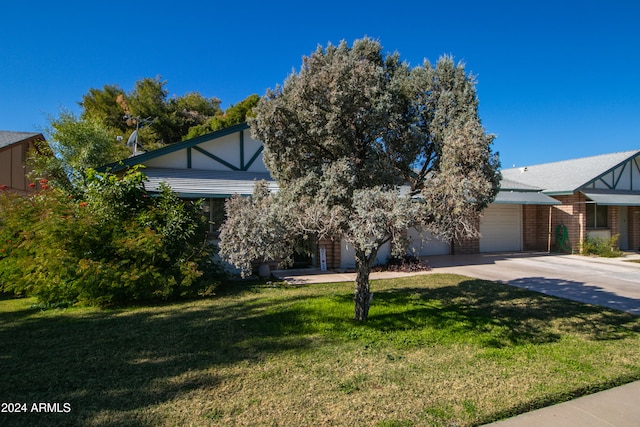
[0,131,42,149]
[501,150,640,195]
[99,122,250,172]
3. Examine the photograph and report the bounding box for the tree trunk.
[354,249,375,321]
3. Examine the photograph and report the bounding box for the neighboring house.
[102,123,640,270]
[0,131,46,193]
[501,150,640,253]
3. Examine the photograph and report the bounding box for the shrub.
[0,170,219,307]
[581,234,624,258]
[373,255,431,272]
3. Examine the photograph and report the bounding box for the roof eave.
[542,190,576,196]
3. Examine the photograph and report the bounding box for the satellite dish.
[123,115,154,156]
[127,130,137,147]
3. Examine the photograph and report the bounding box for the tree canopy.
[31,77,258,192]
[80,76,224,150]
[29,110,131,193]
[78,76,258,151]
[219,38,500,321]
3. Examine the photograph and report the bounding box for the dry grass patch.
[1,274,639,426]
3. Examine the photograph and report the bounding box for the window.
[204,198,227,236]
[586,204,608,228]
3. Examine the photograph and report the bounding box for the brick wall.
[629,207,640,251]
[317,238,341,269]
[452,217,480,254]
[538,205,554,250]
[608,206,619,249]
[550,194,586,253]
[452,236,479,254]
[522,205,554,251]
[522,205,537,250]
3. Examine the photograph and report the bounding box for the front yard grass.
[1,274,639,426]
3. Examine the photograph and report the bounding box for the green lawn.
[1,274,639,427]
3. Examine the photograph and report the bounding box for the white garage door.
[407,228,451,256]
[480,204,522,252]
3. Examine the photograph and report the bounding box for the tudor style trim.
[99,122,251,172]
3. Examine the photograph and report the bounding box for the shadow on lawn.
[0,293,320,427]
[1,278,639,426]
[363,279,640,345]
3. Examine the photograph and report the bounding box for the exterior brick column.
[551,194,586,253]
[523,205,554,251]
[608,206,619,249]
[522,205,537,250]
[317,238,341,269]
[452,216,480,254]
[629,207,640,251]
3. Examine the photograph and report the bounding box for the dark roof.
[0,131,42,149]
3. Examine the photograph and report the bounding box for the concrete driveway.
[274,252,640,315]
[427,252,640,315]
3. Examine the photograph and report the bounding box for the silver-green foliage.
[220,38,500,320]
[218,182,298,277]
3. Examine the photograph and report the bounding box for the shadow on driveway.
[508,276,640,316]
[427,252,640,316]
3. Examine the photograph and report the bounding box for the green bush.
[581,233,624,258]
[0,169,219,307]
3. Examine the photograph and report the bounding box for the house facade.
[500,150,640,253]
[103,124,640,270]
[0,131,45,193]
[103,123,276,236]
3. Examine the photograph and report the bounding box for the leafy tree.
[219,38,500,321]
[184,94,259,139]
[0,169,216,307]
[29,110,130,193]
[171,91,223,138]
[218,181,300,275]
[125,77,175,147]
[54,76,254,160]
[80,84,128,133]
[33,77,230,191]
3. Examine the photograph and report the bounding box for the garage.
[480,204,522,252]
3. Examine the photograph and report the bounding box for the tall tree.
[78,77,224,150]
[171,91,223,138]
[80,84,128,133]
[184,94,259,140]
[219,38,500,321]
[29,110,130,193]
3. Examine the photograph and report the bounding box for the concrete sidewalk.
[483,380,640,426]
[272,267,432,285]
[273,253,640,426]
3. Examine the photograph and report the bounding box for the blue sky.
[1,0,639,168]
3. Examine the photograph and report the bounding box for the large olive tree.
[220,38,500,321]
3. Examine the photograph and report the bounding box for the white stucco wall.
[340,240,391,270]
